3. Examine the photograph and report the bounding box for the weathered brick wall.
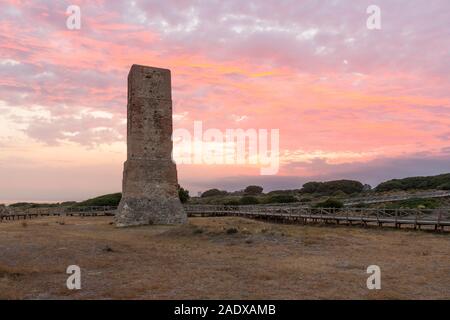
[115,65,187,227]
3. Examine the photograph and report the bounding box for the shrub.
[314,198,344,209]
[386,198,440,209]
[244,185,264,195]
[375,173,450,192]
[239,196,259,205]
[226,227,238,234]
[267,189,299,196]
[319,180,364,194]
[267,195,297,204]
[193,228,204,234]
[301,180,364,195]
[332,190,347,197]
[102,246,114,252]
[60,201,78,206]
[177,185,190,203]
[9,202,60,208]
[439,182,450,190]
[224,200,240,206]
[375,180,403,192]
[76,193,122,207]
[201,189,228,198]
[9,202,34,208]
[301,182,322,193]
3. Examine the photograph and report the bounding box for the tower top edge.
[130,64,171,74]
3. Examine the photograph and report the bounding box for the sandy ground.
[0,216,448,299]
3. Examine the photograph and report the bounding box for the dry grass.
[0,216,448,299]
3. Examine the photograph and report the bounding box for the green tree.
[244,185,264,195]
[301,180,364,195]
[239,196,259,205]
[301,181,322,193]
[177,185,190,203]
[201,189,228,198]
[314,198,344,209]
[375,173,450,192]
[267,195,297,203]
[224,200,240,206]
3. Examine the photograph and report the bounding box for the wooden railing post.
[414,209,419,230]
[395,209,399,228]
[436,210,442,231]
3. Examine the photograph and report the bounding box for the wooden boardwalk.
[343,190,450,206]
[1,205,449,232]
[0,206,116,221]
[185,205,450,232]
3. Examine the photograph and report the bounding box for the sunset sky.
[1,0,449,203]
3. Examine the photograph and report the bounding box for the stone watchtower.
[115,65,187,227]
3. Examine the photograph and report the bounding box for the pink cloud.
[0,0,449,200]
